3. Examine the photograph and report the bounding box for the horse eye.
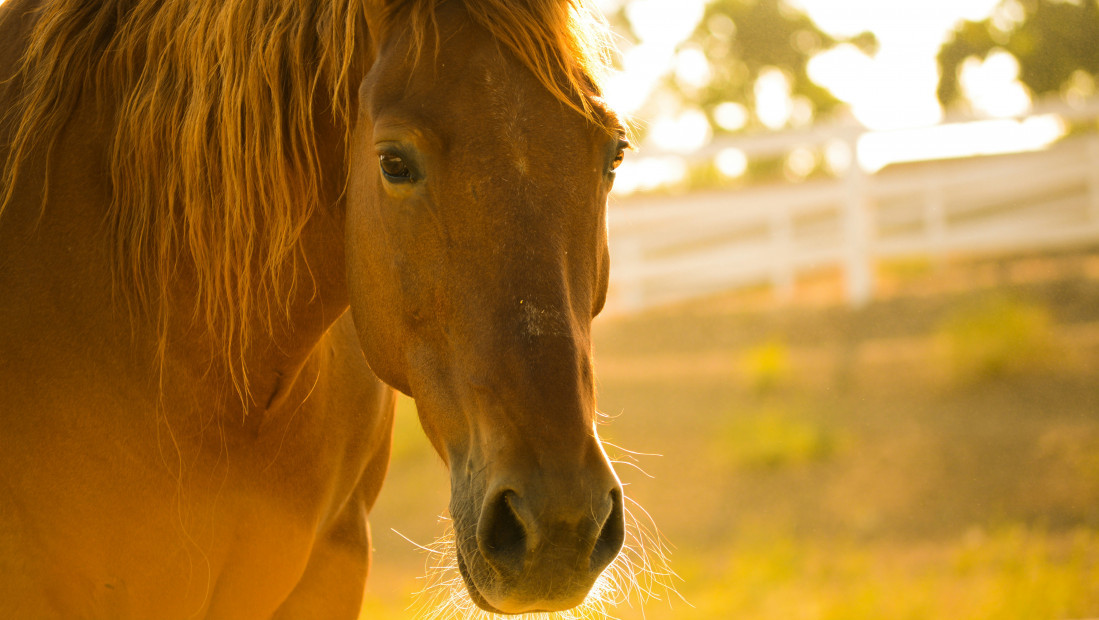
[611,139,629,171]
[379,153,412,181]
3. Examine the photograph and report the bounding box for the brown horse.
[0,0,642,617]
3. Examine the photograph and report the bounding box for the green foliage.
[712,406,840,470]
[613,0,876,135]
[680,154,824,192]
[673,526,1099,620]
[880,257,936,282]
[937,295,1059,381]
[741,340,793,394]
[691,0,837,125]
[685,0,876,133]
[937,0,1099,106]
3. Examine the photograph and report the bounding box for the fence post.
[770,204,795,302]
[843,132,874,308]
[925,162,947,265]
[1088,133,1099,226]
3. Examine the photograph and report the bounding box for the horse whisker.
[610,459,656,479]
[401,441,679,620]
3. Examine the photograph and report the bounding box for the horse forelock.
[379,0,627,138]
[0,0,369,400]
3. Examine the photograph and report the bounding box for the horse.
[0,0,642,617]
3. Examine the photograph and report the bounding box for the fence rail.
[605,100,1099,315]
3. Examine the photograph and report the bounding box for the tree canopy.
[938,0,1099,107]
[613,0,876,135]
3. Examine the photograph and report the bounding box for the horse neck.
[170,121,353,418]
[229,192,351,417]
[0,94,352,422]
[0,0,360,419]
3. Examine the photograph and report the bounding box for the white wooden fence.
[605,99,1099,314]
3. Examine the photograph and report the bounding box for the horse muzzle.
[452,464,625,614]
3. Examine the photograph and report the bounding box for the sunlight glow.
[714,101,750,132]
[959,49,1032,117]
[674,44,713,92]
[649,108,712,153]
[600,0,1073,196]
[824,139,854,176]
[755,67,794,130]
[602,0,706,115]
[791,0,1002,38]
[990,0,1027,33]
[1063,70,1097,105]
[793,0,1005,130]
[806,43,876,109]
[604,44,674,115]
[857,115,1068,172]
[716,148,749,179]
[613,157,689,194]
[784,146,818,180]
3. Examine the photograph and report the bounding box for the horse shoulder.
[270,310,396,519]
[267,312,397,619]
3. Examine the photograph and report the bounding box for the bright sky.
[599,0,1016,128]
[594,0,1073,192]
[795,0,1018,128]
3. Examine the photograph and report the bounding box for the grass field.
[361,249,1099,619]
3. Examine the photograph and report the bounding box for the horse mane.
[1,0,369,398]
[0,0,617,400]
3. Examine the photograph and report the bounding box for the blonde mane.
[0,0,617,399]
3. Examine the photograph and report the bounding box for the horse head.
[346,1,627,613]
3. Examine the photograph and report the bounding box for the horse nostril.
[590,488,625,574]
[478,490,528,575]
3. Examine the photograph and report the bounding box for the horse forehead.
[373,12,591,155]
[479,60,535,169]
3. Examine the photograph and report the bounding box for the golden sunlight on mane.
[0,0,368,400]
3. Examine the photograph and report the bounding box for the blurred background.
[363,0,1099,617]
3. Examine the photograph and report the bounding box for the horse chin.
[455,545,509,614]
[455,544,589,615]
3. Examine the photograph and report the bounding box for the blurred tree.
[937,0,1099,108]
[610,0,877,135]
